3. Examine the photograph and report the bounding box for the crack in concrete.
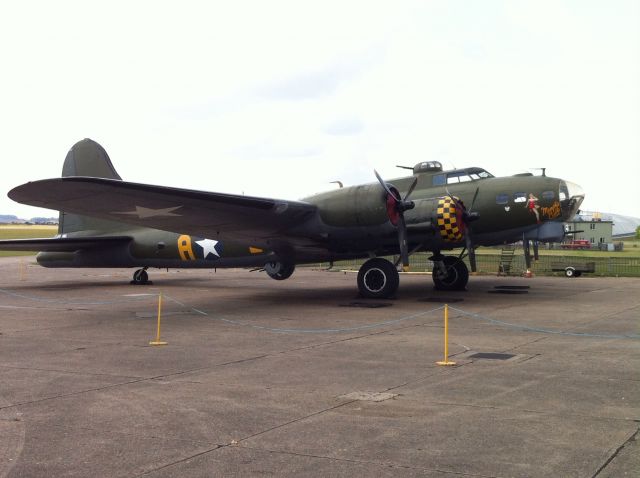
[591,427,639,478]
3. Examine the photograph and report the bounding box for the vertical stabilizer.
[58,139,129,236]
[62,138,122,179]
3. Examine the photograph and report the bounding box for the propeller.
[446,186,480,272]
[464,187,480,271]
[523,238,540,270]
[374,170,417,271]
[523,236,532,270]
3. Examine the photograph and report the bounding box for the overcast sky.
[1,0,638,219]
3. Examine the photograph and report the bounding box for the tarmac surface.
[0,256,638,477]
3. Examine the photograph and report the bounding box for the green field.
[326,238,640,278]
[0,225,58,257]
[1,225,638,276]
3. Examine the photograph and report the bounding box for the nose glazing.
[559,180,585,221]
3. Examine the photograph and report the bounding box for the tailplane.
[58,139,128,236]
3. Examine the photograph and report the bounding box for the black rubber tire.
[133,269,149,284]
[565,268,575,278]
[264,261,295,280]
[357,258,400,299]
[432,256,469,291]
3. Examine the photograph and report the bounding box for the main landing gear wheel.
[131,268,151,285]
[264,261,295,280]
[357,258,399,299]
[432,256,468,291]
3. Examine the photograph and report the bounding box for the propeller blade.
[466,233,477,272]
[374,169,398,200]
[524,239,532,269]
[374,170,414,271]
[469,186,480,212]
[404,177,418,202]
[443,187,480,271]
[398,214,410,271]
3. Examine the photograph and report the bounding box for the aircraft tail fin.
[58,139,129,236]
[62,138,122,180]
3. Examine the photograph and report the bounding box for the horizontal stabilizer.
[0,236,132,252]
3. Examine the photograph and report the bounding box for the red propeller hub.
[385,187,402,226]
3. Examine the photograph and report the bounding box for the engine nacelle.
[311,184,389,227]
[309,184,466,244]
[405,197,466,242]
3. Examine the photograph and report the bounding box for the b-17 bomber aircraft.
[1,139,584,298]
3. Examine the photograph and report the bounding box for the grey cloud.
[258,48,382,101]
[324,118,364,136]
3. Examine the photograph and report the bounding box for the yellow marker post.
[436,304,456,366]
[149,293,168,346]
[19,258,26,281]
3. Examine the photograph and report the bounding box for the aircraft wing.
[9,177,319,246]
[0,236,133,252]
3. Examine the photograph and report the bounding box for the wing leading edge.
[9,177,318,246]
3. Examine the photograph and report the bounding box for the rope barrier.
[448,306,640,340]
[164,295,444,334]
[0,287,156,305]
[1,287,637,339]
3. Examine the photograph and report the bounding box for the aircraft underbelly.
[36,248,276,269]
[473,221,565,246]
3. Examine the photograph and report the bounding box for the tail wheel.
[357,258,399,299]
[432,256,468,291]
[132,268,149,284]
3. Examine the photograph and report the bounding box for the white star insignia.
[114,206,182,219]
[196,238,220,259]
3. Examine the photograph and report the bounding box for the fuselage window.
[432,174,446,186]
[513,192,527,203]
[496,193,509,205]
[542,191,555,201]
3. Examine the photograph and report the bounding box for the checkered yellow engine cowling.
[436,197,465,242]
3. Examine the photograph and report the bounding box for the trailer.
[551,261,595,277]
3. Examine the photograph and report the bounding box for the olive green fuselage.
[37,165,583,270]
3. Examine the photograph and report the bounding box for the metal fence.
[312,253,640,277]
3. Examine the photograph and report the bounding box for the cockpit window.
[472,171,493,179]
[447,173,472,184]
[513,192,527,203]
[445,168,493,184]
[465,168,494,179]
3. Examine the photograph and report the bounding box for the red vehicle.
[561,239,591,250]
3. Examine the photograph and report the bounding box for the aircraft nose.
[560,180,584,221]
